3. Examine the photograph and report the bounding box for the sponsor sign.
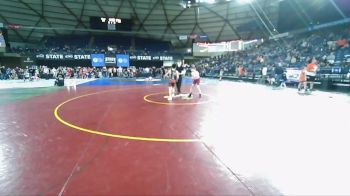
[179,35,188,40]
[286,68,301,82]
[35,54,90,60]
[105,56,116,65]
[116,54,130,67]
[23,57,34,63]
[129,55,173,61]
[34,53,174,61]
[91,54,105,67]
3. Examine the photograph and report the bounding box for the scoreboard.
[193,40,243,56]
[90,17,132,31]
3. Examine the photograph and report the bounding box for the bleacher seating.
[198,26,350,80]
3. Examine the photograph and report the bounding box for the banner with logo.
[36,54,91,60]
[34,53,174,62]
[91,54,105,67]
[179,35,188,40]
[286,68,301,83]
[129,55,173,61]
[23,56,35,66]
[105,55,116,66]
[116,54,130,67]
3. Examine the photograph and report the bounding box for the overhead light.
[198,0,216,4]
[238,0,252,4]
[179,1,186,8]
[183,0,196,8]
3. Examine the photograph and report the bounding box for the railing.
[204,72,350,92]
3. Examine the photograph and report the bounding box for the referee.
[176,64,185,94]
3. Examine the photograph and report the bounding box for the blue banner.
[91,54,105,67]
[116,54,130,67]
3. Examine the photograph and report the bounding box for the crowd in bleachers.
[2,42,171,81]
[0,65,166,81]
[9,45,172,57]
[10,34,174,57]
[2,27,350,84]
[197,27,350,78]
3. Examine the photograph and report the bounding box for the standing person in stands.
[257,55,264,65]
[260,65,268,84]
[164,64,179,101]
[280,70,287,88]
[176,64,185,94]
[112,67,117,77]
[55,69,65,86]
[267,66,275,86]
[274,64,284,87]
[188,65,202,98]
[161,67,166,79]
[117,66,123,77]
[238,65,243,78]
[152,67,157,78]
[243,66,248,77]
[0,66,5,80]
[306,58,318,92]
[219,67,224,81]
[298,66,307,92]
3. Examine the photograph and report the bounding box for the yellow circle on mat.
[143,92,211,106]
[54,88,201,142]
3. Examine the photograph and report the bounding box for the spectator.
[327,52,335,64]
[337,37,348,48]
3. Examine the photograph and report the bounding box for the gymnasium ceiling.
[0,0,280,46]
